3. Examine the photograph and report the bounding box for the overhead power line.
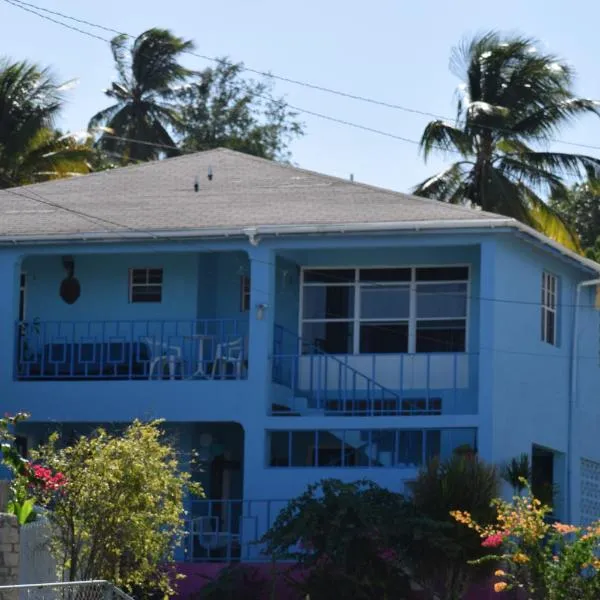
[6,0,600,154]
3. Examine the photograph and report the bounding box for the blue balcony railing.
[185,499,289,562]
[16,319,249,381]
[272,326,477,416]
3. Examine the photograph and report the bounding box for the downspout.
[567,278,600,522]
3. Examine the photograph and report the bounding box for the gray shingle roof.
[0,148,507,239]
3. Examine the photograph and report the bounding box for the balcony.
[15,319,248,381]
[272,326,477,416]
[186,499,288,562]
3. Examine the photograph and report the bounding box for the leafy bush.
[453,485,600,599]
[261,479,412,600]
[408,454,500,600]
[28,420,202,598]
[195,565,269,600]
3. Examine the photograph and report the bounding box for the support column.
[0,253,21,385]
[243,246,276,501]
[478,241,496,463]
[247,246,276,395]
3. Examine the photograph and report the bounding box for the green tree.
[89,29,194,162]
[409,454,499,600]
[413,32,600,251]
[29,420,202,598]
[0,58,90,188]
[177,60,303,161]
[261,479,412,600]
[550,182,600,260]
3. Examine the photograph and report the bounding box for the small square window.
[129,268,163,303]
[240,275,251,312]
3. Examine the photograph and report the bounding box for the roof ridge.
[12,148,230,193]
[215,148,501,219]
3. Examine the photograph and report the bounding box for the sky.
[1,0,600,193]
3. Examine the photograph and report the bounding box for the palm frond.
[419,121,474,161]
[412,162,471,202]
[495,156,565,196]
[518,151,600,181]
[522,185,582,251]
[512,99,600,140]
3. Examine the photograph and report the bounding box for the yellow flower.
[494,570,506,577]
[513,552,530,564]
[494,582,508,592]
[553,522,579,535]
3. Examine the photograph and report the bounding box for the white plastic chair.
[142,337,183,379]
[211,338,244,379]
[191,516,240,554]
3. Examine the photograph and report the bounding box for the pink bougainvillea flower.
[482,533,505,548]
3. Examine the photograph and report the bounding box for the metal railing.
[185,499,289,563]
[272,326,476,415]
[16,319,249,381]
[0,580,134,600]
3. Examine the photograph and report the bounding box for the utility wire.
[6,0,600,153]
[2,181,599,310]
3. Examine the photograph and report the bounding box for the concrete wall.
[0,514,19,592]
[1,230,599,514]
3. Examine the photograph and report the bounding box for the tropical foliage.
[89,28,195,162]
[413,32,600,250]
[550,182,600,260]
[26,420,203,597]
[261,479,413,600]
[409,454,500,600]
[453,486,600,599]
[177,61,302,162]
[0,58,90,188]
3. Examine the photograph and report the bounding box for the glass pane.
[417,283,467,319]
[148,269,163,283]
[316,430,344,467]
[131,286,162,303]
[360,285,409,319]
[131,269,148,284]
[425,430,441,462]
[343,431,371,467]
[546,311,556,344]
[303,286,354,319]
[291,431,317,466]
[416,267,469,281]
[371,430,396,467]
[359,268,411,282]
[416,320,465,353]
[304,269,355,283]
[398,431,423,466]
[269,431,290,467]
[360,323,408,353]
[302,322,353,354]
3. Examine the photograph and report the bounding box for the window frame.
[19,272,26,322]
[541,271,558,346]
[299,265,470,354]
[240,275,251,312]
[128,267,164,304]
[266,428,477,468]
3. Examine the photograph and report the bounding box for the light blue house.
[2,148,600,561]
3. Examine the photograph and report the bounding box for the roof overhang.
[1,217,598,274]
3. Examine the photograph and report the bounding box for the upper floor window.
[541,271,558,345]
[301,266,468,354]
[240,275,251,312]
[129,268,163,303]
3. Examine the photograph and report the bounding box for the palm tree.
[0,58,90,188]
[413,32,600,250]
[89,29,194,162]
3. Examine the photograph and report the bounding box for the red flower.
[482,533,505,548]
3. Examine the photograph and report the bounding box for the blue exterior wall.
[1,230,599,520]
